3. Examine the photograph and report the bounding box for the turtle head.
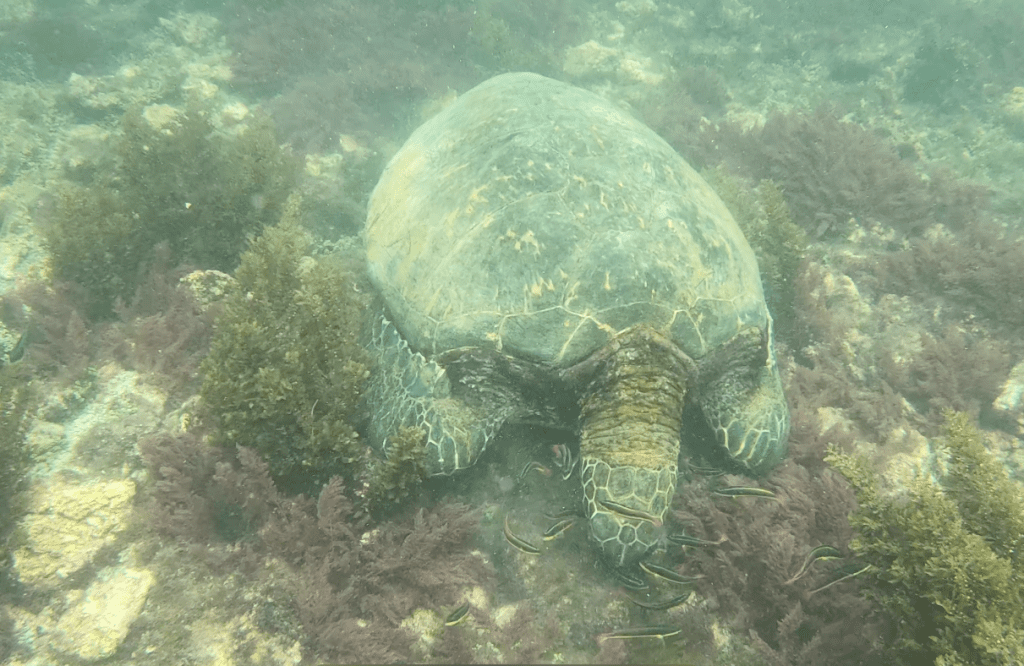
[580,456,676,573]
[574,326,689,577]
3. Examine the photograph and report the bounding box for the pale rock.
[615,0,658,15]
[402,607,444,653]
[994,359,1024,435]
[618,55,665,84]
[492,603,520,629]
[220,101,250,125]
[142,103,181,132]
[563,40,619,77]
[55,124,113,170]
[52,566,155,660]
[13,479,135,588]
[999,86,1024,134]
[182,77,220,100]
[564,40,664,85]
[189,610,303,666]
[181,269,235,310]
[25,419,65,458]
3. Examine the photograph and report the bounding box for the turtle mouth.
[587,506,664,571]
[577,455,677,575]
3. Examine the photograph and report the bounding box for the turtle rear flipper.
[367,318,513,476]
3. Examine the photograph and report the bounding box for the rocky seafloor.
[1,1,1023,664]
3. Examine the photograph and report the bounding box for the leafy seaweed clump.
[199,211,375,493]
[358,424,428,517]
[700,105,986,239]
[0,365,33,662]
[878,219,1024,329]
[0,365,33,555]
[44,186,141,319]
[138,434,489,663]
[705,167,807,339]
[826,411,1024,665]
[44,102,300,318]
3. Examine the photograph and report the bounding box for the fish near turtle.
[362,72,789,574]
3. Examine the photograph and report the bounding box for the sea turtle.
[363,72,790,573]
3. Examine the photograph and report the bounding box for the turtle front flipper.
[576,326,695,572]
[695,324,790,476]
[366,318,511,476]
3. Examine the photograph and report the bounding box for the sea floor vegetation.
[1,1,1023,664]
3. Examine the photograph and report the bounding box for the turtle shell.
[365,72,768,367]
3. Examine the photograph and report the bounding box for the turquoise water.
[1,1,1022,664]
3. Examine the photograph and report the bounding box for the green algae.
[703,167,807,340]
[199,212,374,491]
[826,411,1024,665]
[44,102,299,318]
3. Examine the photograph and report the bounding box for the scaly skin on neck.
[577,326,695,571]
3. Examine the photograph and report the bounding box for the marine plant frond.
[826,412,1024,665]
